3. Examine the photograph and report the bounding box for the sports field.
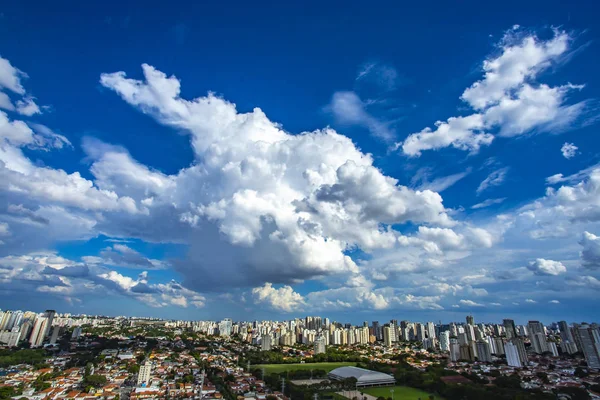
[362,385,442,400]
[254,362,356,373]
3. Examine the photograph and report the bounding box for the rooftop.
[328,366,395,387]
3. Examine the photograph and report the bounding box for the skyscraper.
[476,339,492,363]
[439,331,450,352]
[43,310,56,338]
[527,321,549,354]
[383,326,393,347]
[314,335,326,354]
[261,334,272,351]
[558,321,578,354]
[372,321,382,341]
[29,317,48,348]
[574,324,600,369]
[505,341,523,367]
[466,315,474,326]
[503,319,517,340]
[449,338,460,362]
[426,321,436,339]
[219,318,232,337]
[137,361,152,386]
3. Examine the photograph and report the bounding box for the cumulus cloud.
[96,63,454,290]
[0,252,205,309]
[526,258,567,276]
[525,298,537,303]
[398,29,589,156]
[521,167,600,239]
[561,142,578,159]
[15,97,41,116]
[579,231,600,269]
[0,56,26,95]
[252,282,305,312]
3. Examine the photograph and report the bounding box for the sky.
[0,0,599,324]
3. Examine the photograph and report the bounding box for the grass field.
[362,385,442,400]
[253,362,356,373]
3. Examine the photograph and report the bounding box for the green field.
[362,385,442,400]
[254,362,356,373]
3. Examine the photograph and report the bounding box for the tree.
[536,372,550,384]
[574,367,589,378]
[83,374,107,388]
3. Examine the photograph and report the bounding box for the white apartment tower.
[137,361,152,386]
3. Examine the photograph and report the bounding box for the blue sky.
[0,1,599,324]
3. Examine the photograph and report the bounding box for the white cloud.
[579,231,600,270]
[252,282,305,312]
[549,299,560,304]
[458,299,484,307]
[15,97,41,116]
[471,197,506,209]
[417,168,471,192]
[546,163,600,185]
[96,63,455,289]
[477,167,509,194]
[461,31,570,109]
[526,258,567,276]
[94,244,169,270]
[398,29,589,156]
[328,91,394,141]
[0,56,26,95]
[0,251,205,308]
[400,114,492,156]
[525,298,537,303]
[561,142,578,159]
[0,222,9,237]
[0,92,14,111]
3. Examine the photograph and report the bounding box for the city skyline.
[1,1,600,321]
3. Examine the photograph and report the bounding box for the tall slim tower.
[43,310,56,338]
[29,317,48,347]
[466,315,474,326]
[527,321,548,354]
[503,319,517,340]
[574,324,600,369]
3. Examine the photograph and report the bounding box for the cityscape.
[0,308,597,399]
[1,1,600,400]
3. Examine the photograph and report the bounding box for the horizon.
[2,306,596,328]
[0,1,600,322]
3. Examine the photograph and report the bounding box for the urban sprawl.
[0,310,598,400]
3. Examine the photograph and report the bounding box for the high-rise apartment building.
[43,310,56,338]
[29,317,48,347]
[574,324,600,369]
[439,331,450,352]
[314,335,326,354]
[137,361,152,386]
[505,341,523,367]
[261,334,272,351]
[527,321,548,354]
[466,315,474,326]
[383,325,393,347]
[476,339,492,362]
[503,319,517,340]
[219,318,232,337]
[426,321,436,339]
[449,338,460,362]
